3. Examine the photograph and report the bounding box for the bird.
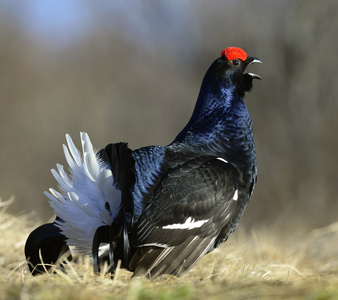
[25,47,261,278]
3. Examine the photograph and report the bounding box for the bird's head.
[206,47,262,95]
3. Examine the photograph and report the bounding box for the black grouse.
[25,47,261,278]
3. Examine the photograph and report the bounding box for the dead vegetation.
[1,197,337,300]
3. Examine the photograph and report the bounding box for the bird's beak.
[245,57,262,80]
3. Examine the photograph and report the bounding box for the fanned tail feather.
[45,132,121,253]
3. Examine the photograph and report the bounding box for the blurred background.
[1,0,337,229]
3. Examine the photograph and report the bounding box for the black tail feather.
[92,225,110,274]
[24,222,72,275]
[95,143,135,274]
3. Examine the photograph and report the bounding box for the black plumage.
[25,47,261,279]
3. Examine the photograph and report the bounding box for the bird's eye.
[232,59,240,66]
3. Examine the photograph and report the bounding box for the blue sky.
[18,0,93,44]
[2,0,197,49]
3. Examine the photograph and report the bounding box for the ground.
[1,197,338,300]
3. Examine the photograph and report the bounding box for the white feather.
[56,164,72,187]
[63,144,78,171]
[48,188,64,203]
[66,134,82,166]
[51,168,69,188]
[162,217,208,230]
[46,132,121,253]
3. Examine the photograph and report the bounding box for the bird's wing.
[129,155,240,278]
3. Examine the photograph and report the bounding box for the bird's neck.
[173,81,256,170]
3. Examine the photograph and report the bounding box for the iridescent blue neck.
[172,81,256,170]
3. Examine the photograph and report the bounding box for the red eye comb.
[221,47,247,61]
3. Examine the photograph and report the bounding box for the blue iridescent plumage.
[25,47,261,278]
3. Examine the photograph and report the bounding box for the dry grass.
[1,197,338,300]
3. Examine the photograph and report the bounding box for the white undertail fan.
[25,132,135,275]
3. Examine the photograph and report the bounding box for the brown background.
[1,1,337,229]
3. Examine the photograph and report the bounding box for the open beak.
[245,57,262,80]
